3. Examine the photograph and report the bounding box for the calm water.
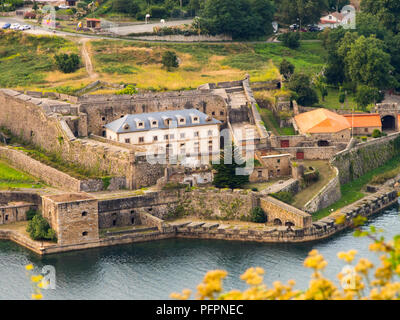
[1,203,400,300]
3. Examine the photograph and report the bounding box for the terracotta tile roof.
[343,114,382,128]
[294,108,350,133]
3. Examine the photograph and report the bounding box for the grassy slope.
[0,30,82,89]
[258,107,296,136]
[313,154,400,221]
[0,160,42,189]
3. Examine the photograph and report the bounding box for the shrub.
[281,32,300,49]
[26,214,57,242]
[149,6,168,18]
[372,129,382,138]
[116,85,137,95]
[54,53,80,73]
[26,208,37,221]
[161,51,179,71]
[249,207,267,223]
[361,136,368,142]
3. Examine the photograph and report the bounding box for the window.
[277,159,280,163]
[153,136,158,142]
[180,133,185,139]
[102,131,106,137]
[258,170,263,178]
[194,131,199,137]
[139,137,144,143]
[125,138,131,144]
[138,122,144,128]
[365,128,368,133]
[101,116,106,121]
[112,220,116,226]
[179,118,185,123]
[130,210,135,214]
[164,134,169,140]
[208,145,213,152]
[212,112,215,116]
[152,121,158,127]
[5,215,8,221]
[170,134,175,140]
[81,211,88,217]
[220,111,224,116]
[208,130,213,136]
[82,231,88,236]
[131,217,135,224]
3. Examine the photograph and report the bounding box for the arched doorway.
[381,115,396,131]
[273,218,282,226]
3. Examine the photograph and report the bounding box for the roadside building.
[86,18,101,29]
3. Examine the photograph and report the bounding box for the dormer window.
[149,117,158,128]
[123,123,130,130]
[176,115,186,125]
[190,114,200,124]
[137,121,144,128]
[163,117,173,127]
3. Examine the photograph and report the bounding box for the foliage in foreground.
[172,220,400,300]
[26,214,57,242]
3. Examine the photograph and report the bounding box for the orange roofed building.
[343,114,382,135]
[293,108,351,141]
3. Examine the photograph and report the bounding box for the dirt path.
[80,38,98,79]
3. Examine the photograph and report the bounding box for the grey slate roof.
[105,109,221,133]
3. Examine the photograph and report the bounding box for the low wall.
[303,166,341,213]
[332,132,400,184]
[275,146,339,160]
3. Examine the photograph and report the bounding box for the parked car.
[308,25,321,32]
[19,25,31,31]
[2,23,11,29]
[10,23,21,30]
[289,24,299,31]
[58,4,70,9]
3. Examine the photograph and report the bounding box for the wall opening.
[382,115,396,131]
[273,218,282,226]
[285,221,295,227]
[317,140,329,147]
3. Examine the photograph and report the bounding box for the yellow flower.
[337,250,357,263]
[31,293,43,300]
[31,275,44,283]
[25,264,34,271]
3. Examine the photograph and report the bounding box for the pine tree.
[212,143,249,189]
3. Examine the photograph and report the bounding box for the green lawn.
[292,160,336,210]
[0,160,42,189]
[258,107,296,136]
[315,87,357,111]
[313,154,400,221]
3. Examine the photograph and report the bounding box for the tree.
[212,143,249,189]
[250,207,267,223]
[361,0,400,33]
[355,85,381,111]
[162,51,179,71]
[26,214,57,242]
[314,74,328,101]
[275,0,329,27]
[328,0,349,11]
[288,72,319,106]
[200,0,275,39]
[344,36,395,89]
[112,0,140,16]
[355,12,387,40]
[281,32,300,49]
[54,53,80,73]
[279,59,295,80]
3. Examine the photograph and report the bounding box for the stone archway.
[381,115,396,131]
[273,218,282,226]
[285,221,295,227]
[317,140,329,147]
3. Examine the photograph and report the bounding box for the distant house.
[86,18,101,29]
[319,5,356,30]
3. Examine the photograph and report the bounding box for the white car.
[58,4,70,9]
[10,23,21,30]
[19,25,31,31]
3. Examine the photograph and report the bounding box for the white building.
[319,5,356,30]
[105,109,221,162]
